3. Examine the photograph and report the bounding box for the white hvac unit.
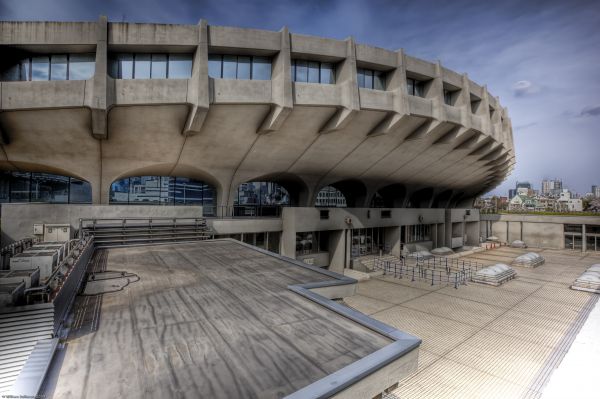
[10,251,58,281]
[43,224,71,243]
[0,281,26,307]
[26,242,67,262]
[0,269,41,289]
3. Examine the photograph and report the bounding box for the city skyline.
[1,0,599,195]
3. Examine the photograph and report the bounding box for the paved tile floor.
[345,247,600,399]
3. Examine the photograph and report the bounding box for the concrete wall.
[482,213,600,249]
[0,203,203,245]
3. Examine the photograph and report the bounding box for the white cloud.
[512,80,540,97]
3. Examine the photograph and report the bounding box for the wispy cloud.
[512,80,540,97]
[580,105,600,117]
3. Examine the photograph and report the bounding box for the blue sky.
[1,0,599,197]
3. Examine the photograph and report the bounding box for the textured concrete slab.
[47,240,394,399]
[345,247,600,399]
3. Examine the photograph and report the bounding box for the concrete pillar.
[582,224,587,252]
[320,37,359,133]
[328,229,346,274]
[258,27,293,133]
[183,19,210,136]
[385,226,401,257]
[89,16,109,140]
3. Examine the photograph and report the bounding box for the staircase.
[79,217,213,247]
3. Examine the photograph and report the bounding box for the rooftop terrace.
[344,246,600,398]
[42,240,418,399]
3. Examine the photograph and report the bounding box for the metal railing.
[202,205,284,218]
[373,255,484,289]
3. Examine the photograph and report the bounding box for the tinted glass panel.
[118,53,134,79]
[31,56,49,81]
[151,54,167,79]
[0,172,9,203]
[308,61,319,83]
[208,55,222,78]
[415,81,424,97]
[252,56,271,80]
[168,54,193,78]
[50,55,67,80]
[237,56,251,79]
[2,64,20,81]
[357,68,365,88]
[20,60,30,81]
[364,69,373,89]
[374,70,385,90]
[68,53,95,80]
[31,173,69,203]
[134,54,151,79]
[222,55,237,79]
[407,78,415,95]
[290,64,296,81]
[10,172,31,202]
[110,178,130,203]
[295,60,308,82]
[321,63,335,84]
[69,178,92,203]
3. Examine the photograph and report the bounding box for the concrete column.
[582,224,587,252]
[429,61,444,120]
[385,226,401,257]
[328,229,346,273]
[320,37,359,133]
[257,27,292,133]
[88,16,109,140]
[368,49,409,136]
[183,19,210,136]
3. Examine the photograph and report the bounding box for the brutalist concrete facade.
[0,17,515,208]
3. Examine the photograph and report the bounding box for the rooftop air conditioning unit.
[44,224,71,243]
[10,251,59,281]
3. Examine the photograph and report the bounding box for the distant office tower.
[509,181,532,199]
[593,185,600,198]
[541,179,562,196]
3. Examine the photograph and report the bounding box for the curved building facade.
[0,17,514,210]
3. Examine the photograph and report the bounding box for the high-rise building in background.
[509,181,532,199]
[592,185,600,198]
[541,179,562,197]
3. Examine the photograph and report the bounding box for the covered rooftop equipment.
[472,263,516,286]
[513,252,545,268]
[571,264,600,294]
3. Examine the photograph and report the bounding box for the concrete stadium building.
[0,17,517,270]
[3,17,600,399]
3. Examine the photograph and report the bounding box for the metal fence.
[202,205,283,218]
[373,255,484,289]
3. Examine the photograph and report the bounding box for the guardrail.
[202,205,284,218]
[373,255,484,289]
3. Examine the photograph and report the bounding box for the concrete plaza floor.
[45,240,392,399]
[344,246,600,399]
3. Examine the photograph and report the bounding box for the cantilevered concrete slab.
[44,240,419,399]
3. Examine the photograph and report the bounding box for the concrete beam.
[257,27,293,134]
[183,20,210,136]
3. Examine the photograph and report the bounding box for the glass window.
[168,54,193,78]
[255,232,266,249]
[69,178,92,203]
[252,56,271,80]
[117,53,133,79]
[364,69,373,90]
[0,172,9,203]
[50,55,68,80]
[444,89,452,105]
[222,55,237,79]
[295,60,308,83]
[415,81,425,97]
[374,70,385,90]
[290,64,296,81]
[9,172,30,202]
[2,63,21,81]
[357,68,365,88]
[31,173,69,203]
[151,54,167,79]
[134,54,151,79]
[110,178,130,203]
[237,56,251,79]
[208,54,222,78]
[31,56,49,81]
[20,59,30,81]
[68,53,95,80]
[321,63,335,84]
[407,78,415,95]
[308,61,320,83]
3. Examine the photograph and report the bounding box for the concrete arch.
[432,189,453,208]
[104,163,223,205]
[448,191,466,208]
[407,187,434,208]
[370,183,407,208]
[228,172,311,207]
[0,160,90,182]
[322,179,367,208]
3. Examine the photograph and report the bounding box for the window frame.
[291,59,336,84]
